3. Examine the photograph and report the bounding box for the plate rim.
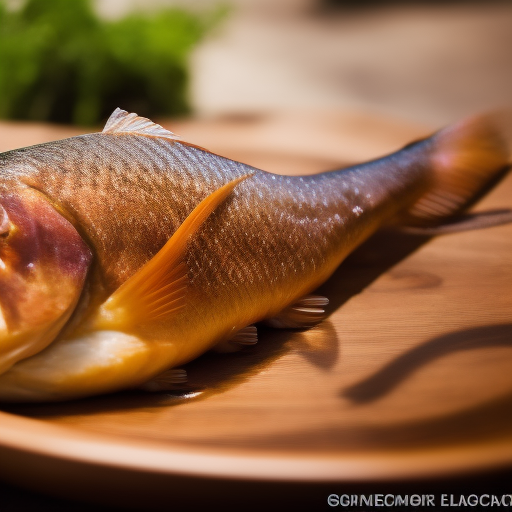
[1,410,511,482]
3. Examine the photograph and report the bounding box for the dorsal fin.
[102,108,179,140]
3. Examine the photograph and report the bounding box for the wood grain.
[0,112,510,504]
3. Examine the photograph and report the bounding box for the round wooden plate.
[0,113,510,507]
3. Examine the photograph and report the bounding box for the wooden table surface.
[0,111,510,509]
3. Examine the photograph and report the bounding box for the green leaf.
[0,0,225,125]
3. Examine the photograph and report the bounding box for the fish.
[0,108,510,402]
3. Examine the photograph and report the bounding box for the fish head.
[0,185,92,373]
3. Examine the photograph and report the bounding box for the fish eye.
[0,205,10,237]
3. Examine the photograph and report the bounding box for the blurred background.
[0,0,510,128]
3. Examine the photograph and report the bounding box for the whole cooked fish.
[0,109,509,402]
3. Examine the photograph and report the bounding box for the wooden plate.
[0,113,511,507]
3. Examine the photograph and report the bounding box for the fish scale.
[6,134,412,299]
[0,108,509,401]
[12,137,423,345]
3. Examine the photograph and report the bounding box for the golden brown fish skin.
[0,133,432,365]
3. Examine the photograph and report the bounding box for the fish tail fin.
[400,110,511,227]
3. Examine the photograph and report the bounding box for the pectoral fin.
[92,175,250,332]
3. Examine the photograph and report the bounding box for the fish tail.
[399,110,512,227]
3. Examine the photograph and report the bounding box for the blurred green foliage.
[0,0,224,125]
